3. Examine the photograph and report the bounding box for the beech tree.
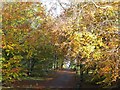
[1,1,119,87]
[1,2,55,84]
[52,1,119,87]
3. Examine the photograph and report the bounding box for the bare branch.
[57,0,66,11]
[91,0,112,9]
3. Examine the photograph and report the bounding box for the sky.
[40,0,71,17]
[40,0,118,17]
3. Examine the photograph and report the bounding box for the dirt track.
[11,69,77,89]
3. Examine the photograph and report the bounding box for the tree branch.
[57,0,66,11]
[91,0,112,9]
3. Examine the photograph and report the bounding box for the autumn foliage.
[1,1,120,87]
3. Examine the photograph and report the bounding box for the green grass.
[21,76,46,81]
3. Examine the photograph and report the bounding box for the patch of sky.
[40,0,71,17]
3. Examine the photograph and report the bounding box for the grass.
[21,70,56,81]
[21,76,46,81]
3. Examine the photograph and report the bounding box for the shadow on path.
[9,69,77,89]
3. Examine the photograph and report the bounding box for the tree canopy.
[1,1,119,88]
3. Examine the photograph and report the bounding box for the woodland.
[0,0,120,89]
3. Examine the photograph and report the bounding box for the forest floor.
[8,69,77,89]
[2,69,118,90]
